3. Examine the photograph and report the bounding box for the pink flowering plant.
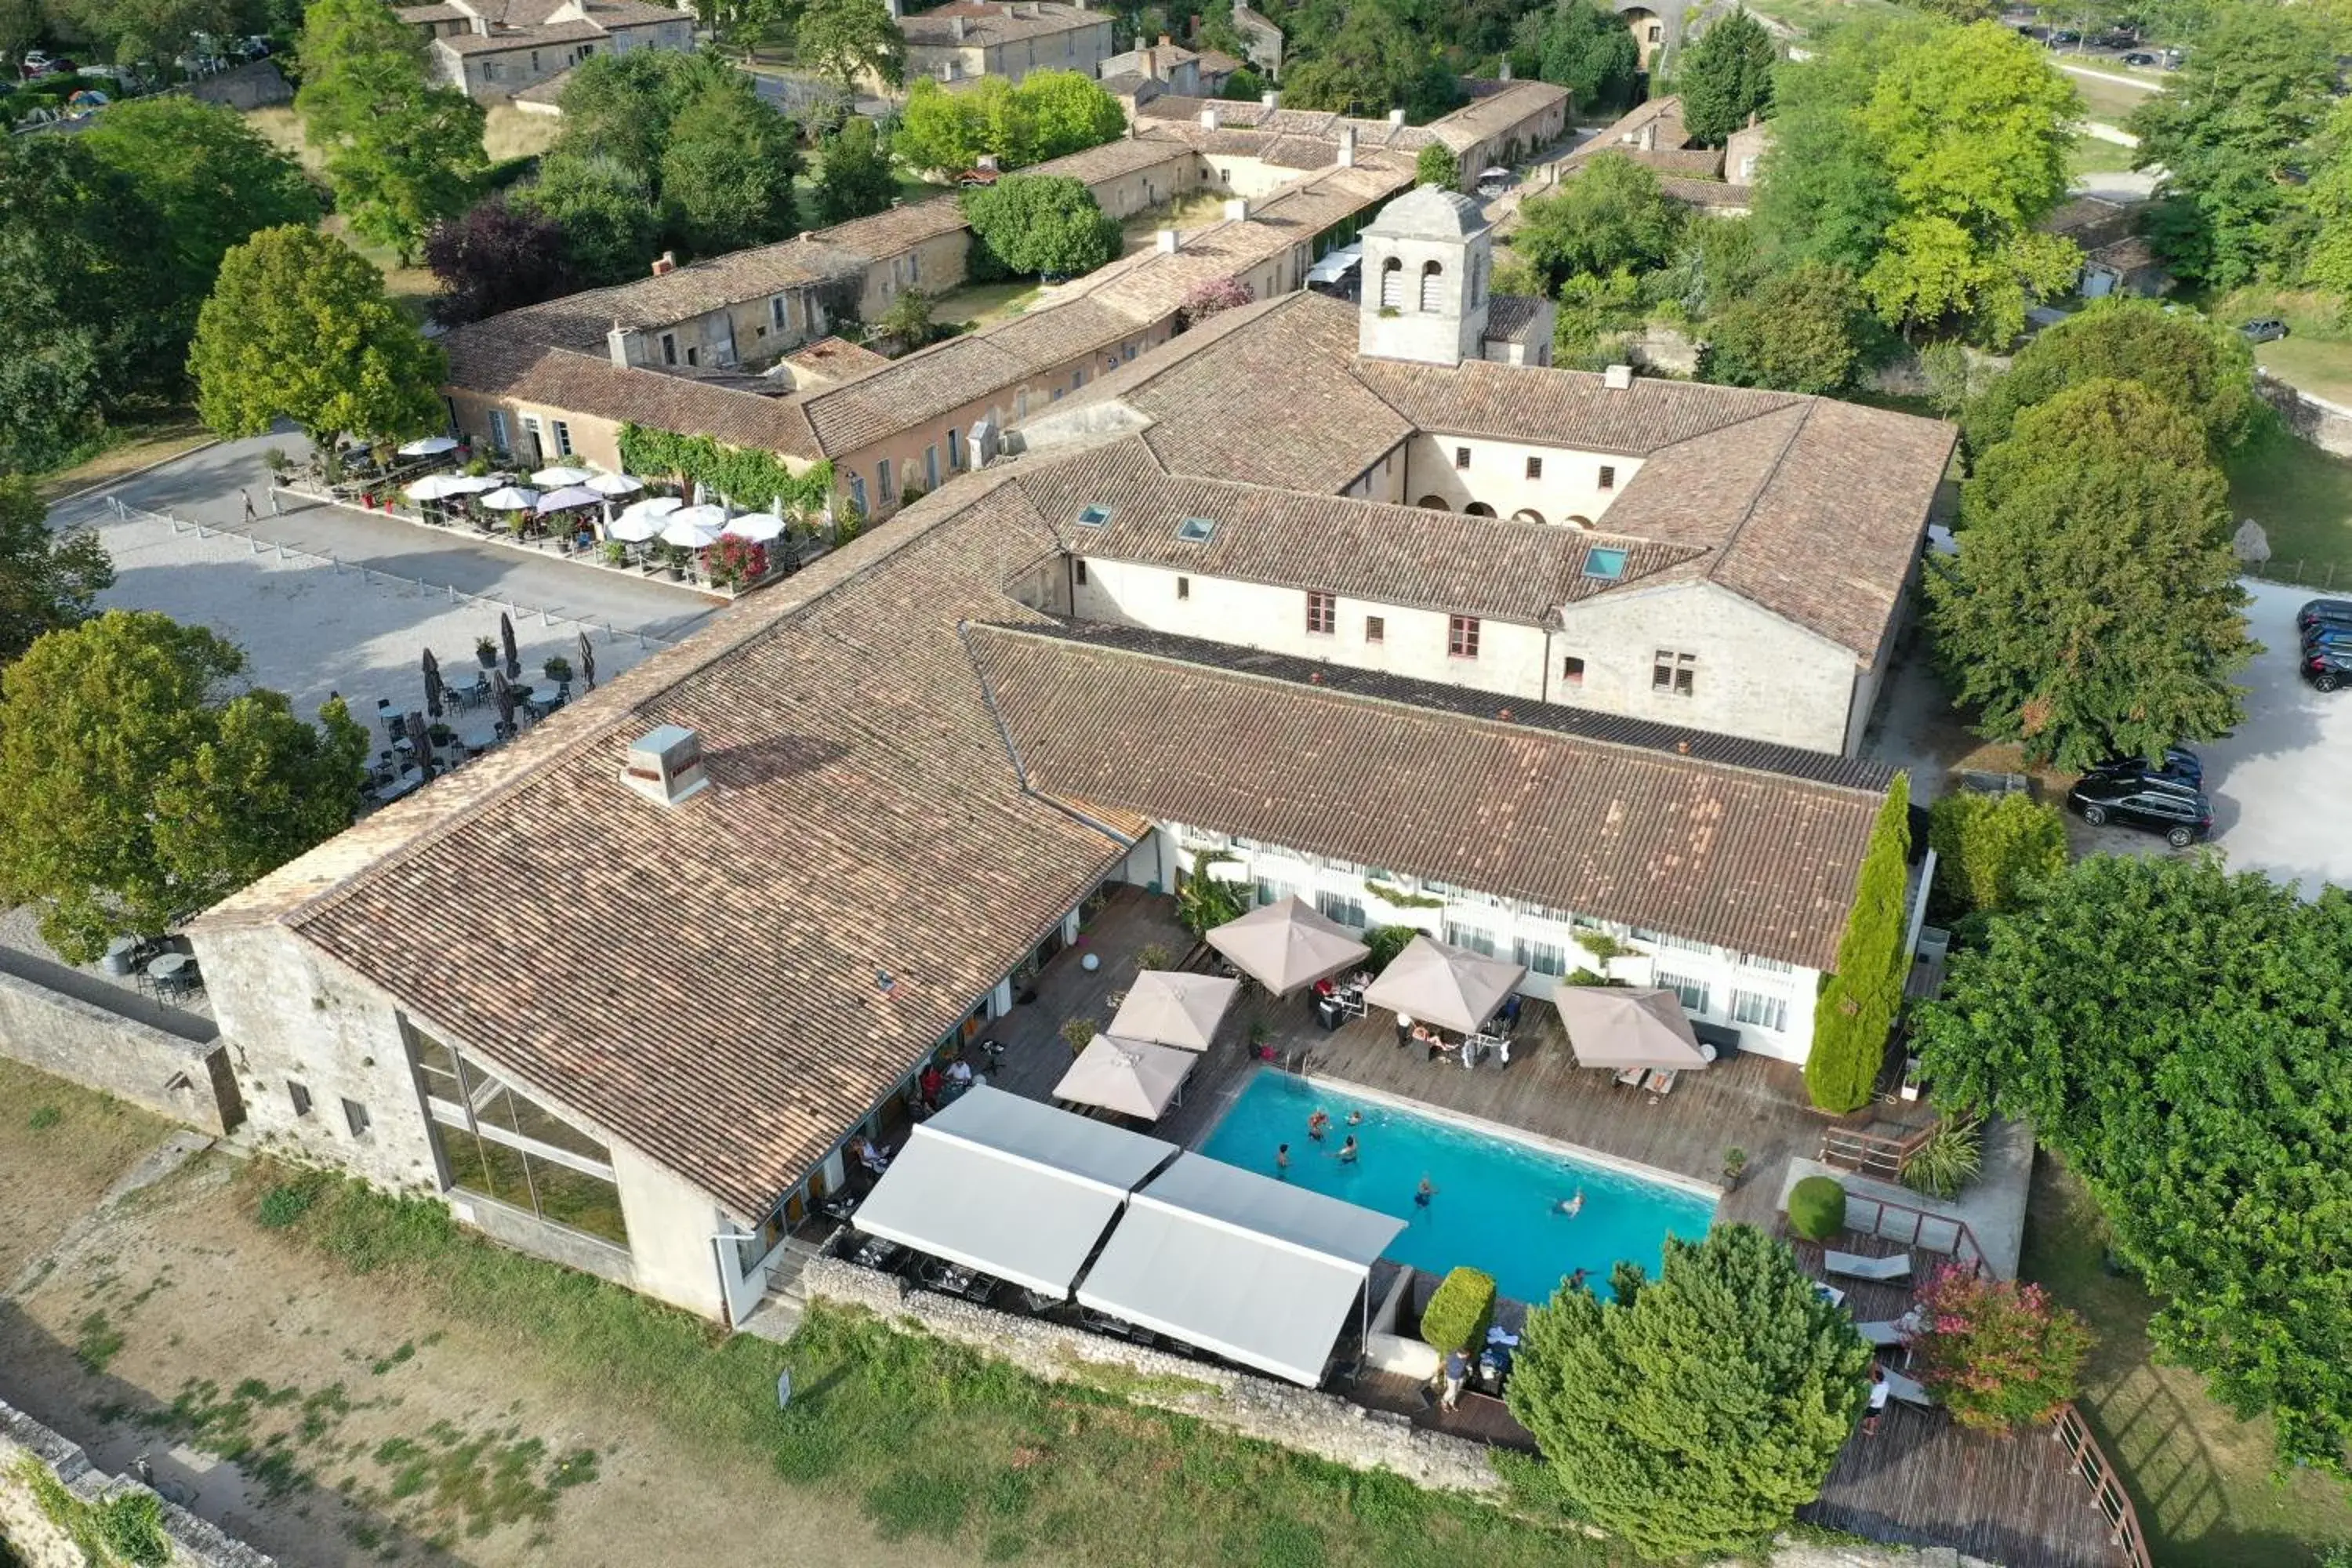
[705,536,769,590]
[1907,1265,2092,1436]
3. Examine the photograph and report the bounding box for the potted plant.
[661,543,688,581]
[1721,1146,1748,1188]
[263,446,292,484]
[600,540,628,567]
[1059,1017,1099,1055]
[543,655,573,689]
[474,636,497,670]
[427,721,456,748]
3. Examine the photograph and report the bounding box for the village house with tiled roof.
[895,0,1115,87]
[397,0,694,102]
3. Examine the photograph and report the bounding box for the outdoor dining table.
[853,1236,902,1269]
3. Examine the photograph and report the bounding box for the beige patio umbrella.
[1555,985,1711,1070]
[1107,971,1240,1052]
[1053,1035,1196,1120]
[1206,896,1370,996]
[1361,935,1526,1034]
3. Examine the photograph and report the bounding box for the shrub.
[1058,1016,1098,1054]
[1806,774,1911,1112]
[1900,1115,1984,1200]
[1363,924,1419,973]
[256,1180,321,1229]
[1174,851,1247,935]
[1421,1266,1497,1353]
[1907,1265,2092,1435]
[1788,1175,1846,1240]
[1927,790,2067,922]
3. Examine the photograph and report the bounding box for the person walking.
[1863,1362,1890,1436]
[241,488,258,523]
[1440,1348,1468,1410]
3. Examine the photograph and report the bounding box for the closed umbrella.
[1556,986,1711,1070]
[397,435,461,456]
[1053,1036,1196,1120]
[1107,971,1240,1052]
[403,711,437,782]
[1206,896,1370,996]
[585,473,644,497]
[535,485,601,515]
[480,485,540,511]
[1360,935,1526,1035]
[720,512,787,542]
[577,630,596,692]
[530,464,593,488]
[422,648,445,720]
[661,504,728,548]
[499,612,520,681]
[491,669,517,738]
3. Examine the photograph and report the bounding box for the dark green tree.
[1513,154,1684,289]
[1510,0,1639,114]
[1925,789,2066,922]
[2130,3,2337,289]
[1962,297,2259,459]
[1022,70,1127,162]
[0,475,114,667]
[1702,261,1870,394]
[516,153,665,285]
[814,115,900,225]
[551,49,728,182]
[1927,379,2254,769]
[796,0,906,89]
[1679,7,1777,146]
[1805,772,1910,1112]
[1281,0,1460,122]
[1749,14,1912,278]
[1415,141,1461,190]
[1506,1225,1871,1559]
[1911,855,2352,1475]
[961,173,1120,278]
[0,612,369,960]
[79,98,321,312]
[659,79,803,256]
[296,0,486,263]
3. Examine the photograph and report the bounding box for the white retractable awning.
[852,1086,1178,1297]
[1076,1153,1406,1385]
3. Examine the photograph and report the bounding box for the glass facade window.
[404,1019,628,1248]
[1655,970,1710,1015]
[1514,936,1568,976]
[1316,890,1367,927]
[1443,921,1497,957]
[1730,989,1789,1031]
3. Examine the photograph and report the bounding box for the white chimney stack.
[621,725,710,808]
[1200,103,1219,129]
[1388,107,1406,128]
[951,13,965,38]
[651,250,677,276]
[1603,364,1635,390]
[1261,89,1276,107]
[607,321,630,367]
[1223,196,1247,221]
[1499,57,1512,81]
[1156,227,1179,253]
[1337,125,1356,167]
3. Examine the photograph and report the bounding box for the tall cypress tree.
[1806,771,1911,1113]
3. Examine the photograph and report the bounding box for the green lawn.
[1739,0,1897,38]
[2227,426,2352,588]
[2067,136,2140,178]
[2060,69,2156,128]
[254,1166,1611,1568]
[2020,1156,2352,1567]
[927,278,1042,331]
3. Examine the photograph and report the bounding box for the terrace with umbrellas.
[272,435,835,597]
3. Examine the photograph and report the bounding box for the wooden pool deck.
[972,887,2129,1568]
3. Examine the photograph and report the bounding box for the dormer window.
[1176,517,1217,543]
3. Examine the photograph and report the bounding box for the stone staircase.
[735,1237,826,1343]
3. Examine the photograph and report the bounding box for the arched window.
[1420,260,1444,313]
[1416,495,1450,511]
[1380,256,1404,310]
[1512,508,1545,525]
[1465,502,1497,517]
[1563,514,1594,530]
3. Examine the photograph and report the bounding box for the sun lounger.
[1855,1307,1923,1347]
[1825,1250,1912,1283]
[1644,1069,1678,1098]
[1882,1368,1934,1408]
[1613,1066,1646,1088]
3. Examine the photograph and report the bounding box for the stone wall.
[0,960,240,1135]
[801,1257,1503,1494]
[2258,371,2352,459]
[0,1397,274,1568]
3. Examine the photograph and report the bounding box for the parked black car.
[2298,597,2352,633]
[2085,746,2202,791]
[2306,643,2352,691]
[2122,50,2158,65]
[2066,777,2213,847]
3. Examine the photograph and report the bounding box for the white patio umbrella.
[609,496,681,542]
[1053,1035,1196,1120]
[1361,935,1526,1035]
[1555,986,1711,1071]
[529,464,593,488]
[661,503,728,548]
[534,485,601,515]
[585,473,644,497]
[1206,896,1370,996]
[397,434,461,456]
[407,472,489,501]
[479,485,541,511]
[720,512,787,542]
[1107,971,1240,1052]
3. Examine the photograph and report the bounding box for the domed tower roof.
[1363,186,1488,241]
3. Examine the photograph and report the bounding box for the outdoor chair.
[1826,1250,1913,1283]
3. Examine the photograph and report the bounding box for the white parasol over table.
[661,504,728,548]
[479,485,541,511]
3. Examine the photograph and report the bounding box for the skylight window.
[1175,517,1218,544]
[1076,505,1112,528]
[1583,546,1628,581]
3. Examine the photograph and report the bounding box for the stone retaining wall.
[801,1257,1502,1494]
[0,1397,274,1568]
[0,962,240,1135]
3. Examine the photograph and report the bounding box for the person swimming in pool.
[1414,1176,1436,1207]
[1307,1109,1331,1141]
[1276,1142,1291,1171]
[1346,1109,1364,1127]
[1557,1189,1585,1219]
[1336,1134,1359,1163]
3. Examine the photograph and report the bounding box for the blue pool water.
[1197,1069,1717,1305]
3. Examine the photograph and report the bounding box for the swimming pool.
[1196,1068,1718,1305]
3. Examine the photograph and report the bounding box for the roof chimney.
[1156,227,1179,253]
[1637,122,1656,151]
[1158,31,1170,44]
[1199,103,1219,129]
[607,321,630,367]
[620,725,710,808]
[1499,57,1512,81]
[1261,89,1277,107]
[651,250,677,276]
[1337,125,1356,167]
[1223,196,1247,221]
[1603,364,1634,390]
[1388,107,1406,128]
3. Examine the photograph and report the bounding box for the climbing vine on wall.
[615,424,835,516]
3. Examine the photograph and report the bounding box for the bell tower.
[1357,185,1492,366]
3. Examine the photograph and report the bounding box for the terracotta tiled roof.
[1353,350,1806,455]
[967,622,1886,970]
[798,195,971,258]
[1658,175,1749,210]
[903,0,1106,45]
[397,2,470,21]
[1483,294,1548,345]
[436,20,605,52]
[1566,95,1693,161]
[477,240,868,351]
[1428,78,1570,148]
[1025,136,1196,186]
[1197,49,1245,74]
[442,333,825,457]
[216,476,1136,1218]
